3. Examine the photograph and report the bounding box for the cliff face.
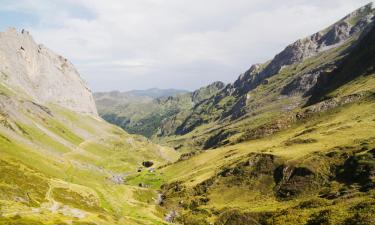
[0,28,98,116]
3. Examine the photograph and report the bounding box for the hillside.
[155,4,375,224]
[150,3,375,152]
[93,3,375,224]
[95,82,225,138]
[1,3,375,225]
[0,28,179,224]
[96,4,375,154]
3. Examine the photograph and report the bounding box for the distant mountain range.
[128,88,189,98]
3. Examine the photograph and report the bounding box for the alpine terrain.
[0,27,179,224]
[1,2,375,225]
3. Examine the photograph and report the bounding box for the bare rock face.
[232,3,375,95]
[0,28,98,116]
[262,3,374,78]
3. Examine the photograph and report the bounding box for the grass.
[52,187,103,212]
[159,90,375,223]
[0,88,177,224]
[0,12,374,224]
[0,159,49,207]
[3,80,369,223]
[126,171,165,189]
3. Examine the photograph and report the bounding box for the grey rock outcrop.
[281,64,337,96]
[191,81,225,104]
[233,3,375,95]
[0,28,98,116]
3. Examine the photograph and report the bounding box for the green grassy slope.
[155,12,375,224]
[0,84,179,224]
[1,5,374,225]
[159,73,375,224]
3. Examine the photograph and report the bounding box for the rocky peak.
[344,3,374,22]
[191,81,225,104]
[203,81,225,90]
[231,3,375,95]
[0,28,98,116]
[232,64,263,94]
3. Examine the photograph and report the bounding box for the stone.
[0,28,98,116]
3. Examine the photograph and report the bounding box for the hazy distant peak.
[127,88,189,98]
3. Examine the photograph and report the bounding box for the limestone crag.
[0,28,98,116]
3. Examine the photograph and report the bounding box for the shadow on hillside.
[306,22,375,106]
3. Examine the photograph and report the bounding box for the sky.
[0,0,373,92]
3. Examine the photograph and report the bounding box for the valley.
[0,3,375,225]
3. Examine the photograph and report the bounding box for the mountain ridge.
[0,3,375,225]
[156,3,375,150]
[97,4,375,150]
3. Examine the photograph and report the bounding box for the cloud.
[0,0,373,91]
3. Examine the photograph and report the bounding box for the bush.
[306,210,332,225]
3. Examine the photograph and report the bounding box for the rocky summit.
[0,28,97,116]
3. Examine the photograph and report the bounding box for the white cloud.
[2,0,373,91]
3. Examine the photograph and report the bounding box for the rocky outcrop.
[281,63,337,96]
[0,28,98,116]
[233,3,375,95]
[191,81,225,105]
[274,165,322,199]
[297,92,369,120]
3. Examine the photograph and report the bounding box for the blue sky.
[0,0,373,91]
[0,11,36,29]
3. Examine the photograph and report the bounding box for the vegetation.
[0,85,179,224]
[95,82,225,138]
[0,4,374,225]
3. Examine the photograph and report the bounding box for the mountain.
[94,91,154,113]
[128,88,189,98]
[94,88,188,110]
[94,4,375,224]
[95,81,225,138]
[150,3,375,151]
[155,4,375,224]
[97,4,375,153]
[1,3,375,225]
[0,28,97,116]
[0,28,179,224]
